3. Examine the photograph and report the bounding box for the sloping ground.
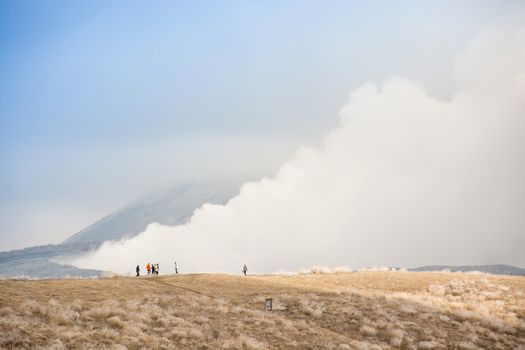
[63,182,238,245]
[0,271,524,349]
[0,182,237,279]
[0,243,103,279]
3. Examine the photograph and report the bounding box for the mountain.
[410,264,525,276]
[0,243,102,279]
[63,182,238,244]
[3,181,524,279]
[0,182,238,279]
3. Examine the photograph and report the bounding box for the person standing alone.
[136,265,140,277]
[242,264,248,276]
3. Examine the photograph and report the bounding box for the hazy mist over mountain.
[70,23,525,274]
[2,1,525,251]
[0,182,238,278]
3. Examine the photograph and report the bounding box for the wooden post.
[265,298,272,311]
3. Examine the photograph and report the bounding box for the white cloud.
[70,24,525,274]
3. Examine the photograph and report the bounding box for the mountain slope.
[0,243,102,279]
[63,182,238,245]
[1,182,239,278]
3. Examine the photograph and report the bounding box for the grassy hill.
[1,271,524,349]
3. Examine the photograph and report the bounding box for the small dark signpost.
[265,298,272,311]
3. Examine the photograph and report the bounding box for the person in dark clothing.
[242,264,248,276]
[136,265,140,277]
[151,264,156,275]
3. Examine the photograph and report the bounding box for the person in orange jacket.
[146,263,151,275]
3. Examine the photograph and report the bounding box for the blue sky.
[0,0,522,250]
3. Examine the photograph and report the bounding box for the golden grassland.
[0,271,524,349]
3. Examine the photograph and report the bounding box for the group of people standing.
[147,263,159,275]
[135,262,248,276]
[135,263,159,276]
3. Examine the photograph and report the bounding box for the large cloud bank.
[70,26,525,274]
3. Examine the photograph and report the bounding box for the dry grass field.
[1,271,524,349]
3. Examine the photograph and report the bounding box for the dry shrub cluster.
[0,272,524,349]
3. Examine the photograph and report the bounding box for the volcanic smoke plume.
[70,25,525,274]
